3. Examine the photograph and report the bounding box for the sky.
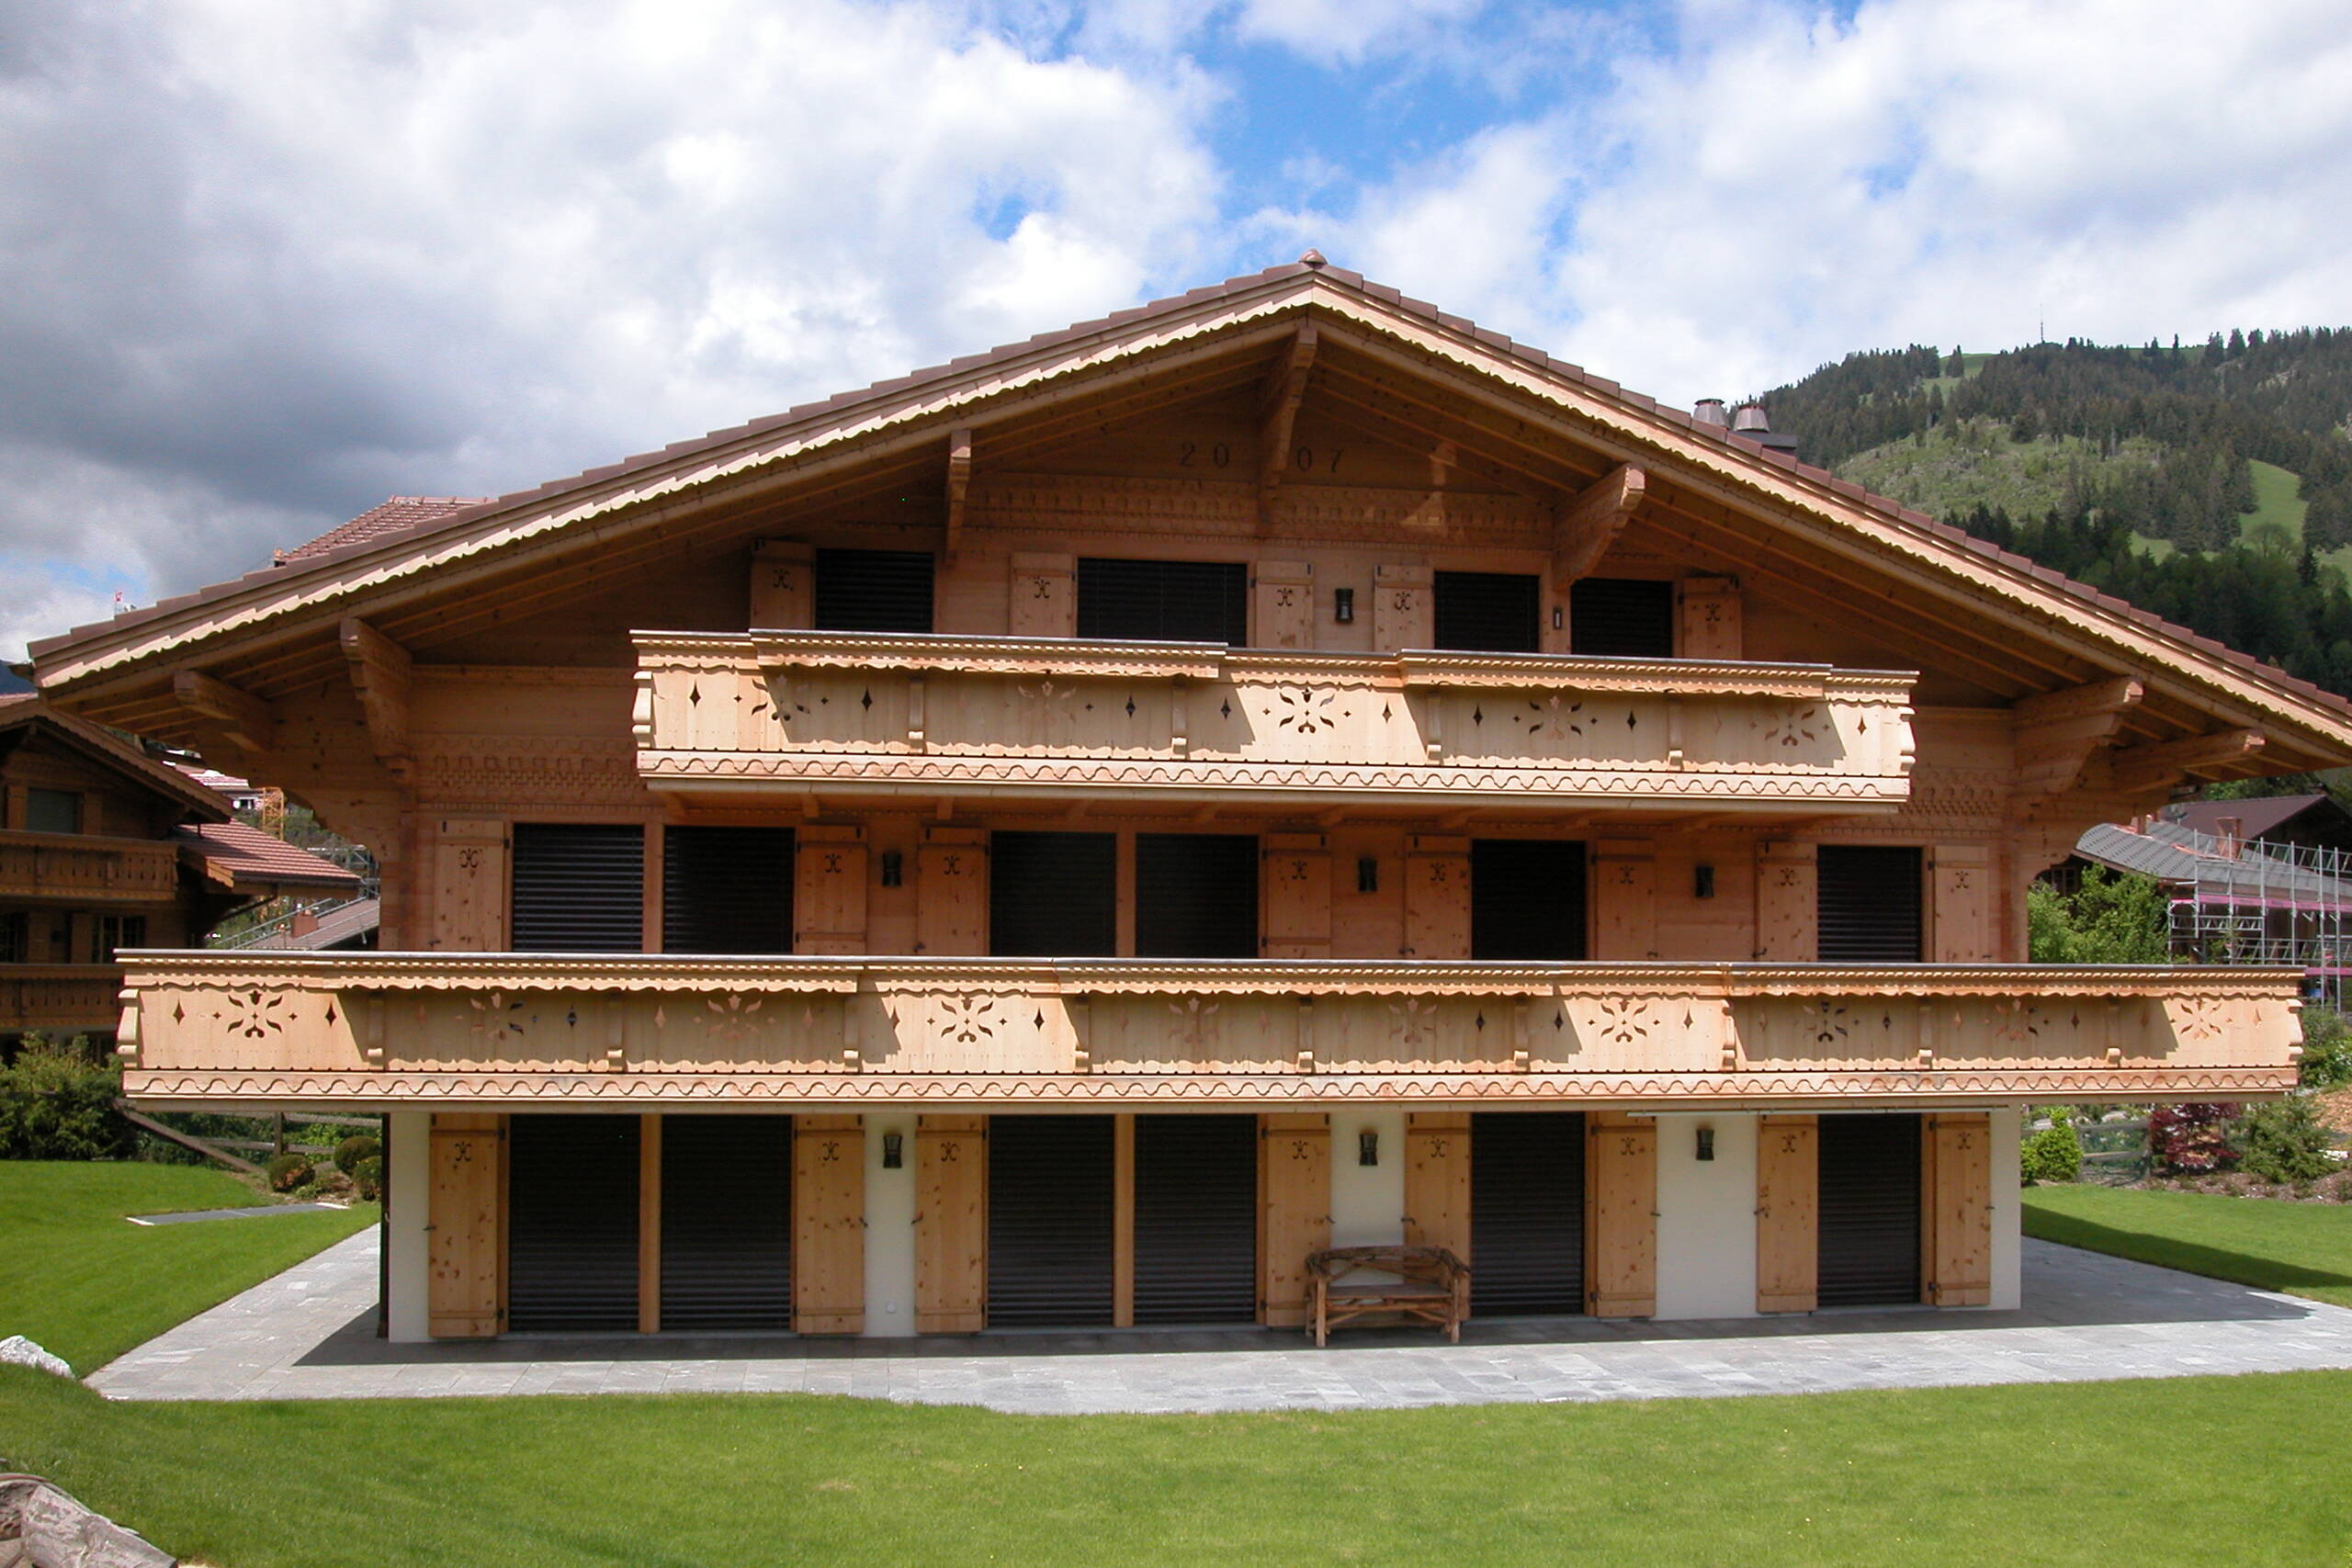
[6,0,2352,659]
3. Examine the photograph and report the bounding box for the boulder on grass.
[0,1339,70,1381]
[0,1473,176,1567]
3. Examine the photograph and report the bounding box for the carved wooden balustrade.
[115,953,2300,1108]
[0,965,129,1032]
[631,633,1918,810]
[0,829,179,903]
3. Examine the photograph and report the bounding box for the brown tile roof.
[276,496,490,565]
[2168,795,2343,840]
[173,821,362,890]
[28,257,2352,734]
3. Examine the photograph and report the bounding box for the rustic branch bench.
[1306,1245,1470,1347]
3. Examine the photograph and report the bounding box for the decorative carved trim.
[411,736,647,808]
[967,471,1543,543]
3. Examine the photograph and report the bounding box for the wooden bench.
[1306,1245,1470,1347]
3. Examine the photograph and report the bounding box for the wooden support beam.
[171,669,274,754]
[1256,323,1318,534]
[2010,676,2143,799]
[1552,465,1646,591]
[943,427,974,562]
[339,617,414,783]
[2108,728,2266,790]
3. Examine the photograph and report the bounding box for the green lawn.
[0,1161,375,1373]
[2023,1183,2352,1307]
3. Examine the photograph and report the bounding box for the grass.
[1838,423,2164,525]
[2023,1183,2352,1307]
[0,1161,376,1373]
[5,1365,2352,1566]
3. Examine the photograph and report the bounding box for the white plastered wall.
[1330,1107,1407,1247]
[862,1111,916,1337]
[386,1110,430,1343]
[1989,1107,2022,1310]
[1653,1111,1760,1320]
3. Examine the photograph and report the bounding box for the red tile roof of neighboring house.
[276,496,490,565]
[173,821,362,890]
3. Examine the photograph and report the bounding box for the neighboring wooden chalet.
[30,258,2352,1342]
[0,695,360,1044]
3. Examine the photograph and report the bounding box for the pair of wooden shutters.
[1756,1112,1993,1312]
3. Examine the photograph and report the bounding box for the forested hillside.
[1757,329,2352,695]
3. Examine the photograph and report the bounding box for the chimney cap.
[1693,398,1728,426]
[1732,403,1771,434]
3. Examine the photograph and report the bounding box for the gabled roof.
[277,496,490,565]
[2077,818,2352,905]
[173,821,363,892]
[0,694,231,820]
[2166,795,2346,841]
[28,257,2352,772]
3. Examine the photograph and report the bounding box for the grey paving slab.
[80,1227,2352,1412]
[127,1202,347,1225]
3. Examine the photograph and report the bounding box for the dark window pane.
[813,548,934,633]
[25,789,77,834]
[1471,1111,1587,1315]
[663,826,794,953]
[1817,845,1923,962]
[661,1115,792,1332]
[1135,833,1258,958]
[508,1114,639,1332]
[1133,1114,1257,1325]
[1076,558,1248,644]
[1569,578,1675,658]
[1817,1113,1922,1306]
[1432,571,1541,653]
[988,1114,1114,1327]
[512,824,644,953]
[1471,840,1587,960]
[990,831,1115,956]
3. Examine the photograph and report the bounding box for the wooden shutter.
[1676,576,1742,659]
[1756,1114,1818,1313]
[1925,1113,1993,1306]
[1930,844,1997,962]
[1258,1113,1330,1328]
[1403,1111,1471,1262]
[430,818,507,952]
[791,1115,865,1334]
[1404,834,1471,959]
[1372,563,1433,649]
[914,1115,987,1332]
[427,1112,504,1337]
[750,540,814,629]
[916,827,988,955]
[1009,552,1076,637]
[1569,578,1676,657]
[1755,840,1816,961]
[1261,833,1331,958]
[1818,845,1924,963]
[1585,1113,1657,1318]
[1591,839,1657,960]
[1253,560,1315,649]
[793,825,867,955]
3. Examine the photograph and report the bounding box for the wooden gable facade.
[32,259,2352,1338]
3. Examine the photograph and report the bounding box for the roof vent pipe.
[1693,398,1728,426]
[2218,817,2243,860]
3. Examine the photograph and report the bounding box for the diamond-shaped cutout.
[861,689,874,710]
[1034,1010,1046,1030]
[1125,697,1136,717]
[1221,699,1233,719]
[1472,705,1484,726]
[688,682,701,705]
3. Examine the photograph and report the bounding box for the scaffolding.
[2155,823,2352,1008]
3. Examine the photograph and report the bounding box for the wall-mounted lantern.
[1334,587,1355,624]
[879,851,904,888]
[1359,1129,1379,1167]
[1695,1126,1715,1162]
[1357,856,1379,894]
[881,1132,904,1169]
[1694,863,1715,900]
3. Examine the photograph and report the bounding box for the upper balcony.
[0,829,180,904]
[631,632,1917,814]
[113,952,2298,1110]
[0,964,129,1034]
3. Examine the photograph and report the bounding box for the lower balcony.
[112,954,2302,1107]
[0,964,127,1035]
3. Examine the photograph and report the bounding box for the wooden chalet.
[0,695,360,1044]
[29,258,2352,1340]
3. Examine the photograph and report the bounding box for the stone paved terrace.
[88,1231,2352,1413]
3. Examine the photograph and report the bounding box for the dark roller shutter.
[508,1115,639,1333]
[1569,578,1675,657]
[663,826,794,954]
[1133,1115,1257,1325]
[1136,833,1258,957]
[987,1114,1114,1327]
[660,1115,791,1333]
[990,831,1115,955]
[1817,845,1924,962]
[511,824,644,953]
[1471,840,1587,960]
[1433,571,1542,652]
[813,547,934,633]
[1817,1114,1922,1307]
[1470,1111,1586,1315]
[1076,558,1248,644]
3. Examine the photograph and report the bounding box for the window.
[1568,579,1675,658]
[1432,571,1542,653]
[1076,558,1248,645]
[813,548,934,633]
[1816,845,1924,962]
[24,789,79,834]
[989,832,1116,956]
[510,824,645,952]
[1134,834,1258,958]
[91,915,147,964]
[1471,840,1588,960]
[0,913,27,964]
[662,827,794,954]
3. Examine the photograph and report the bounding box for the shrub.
[2236,1097,2337,1184]
[334,1134,381,1173]
[2020,1118,2084,1184]
[349,1154,384,1201]
[265,1152,314,1192]
[2299,1006,2352,1090]
[0,1034,135,1160]
[2150,1101,2242,1174]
